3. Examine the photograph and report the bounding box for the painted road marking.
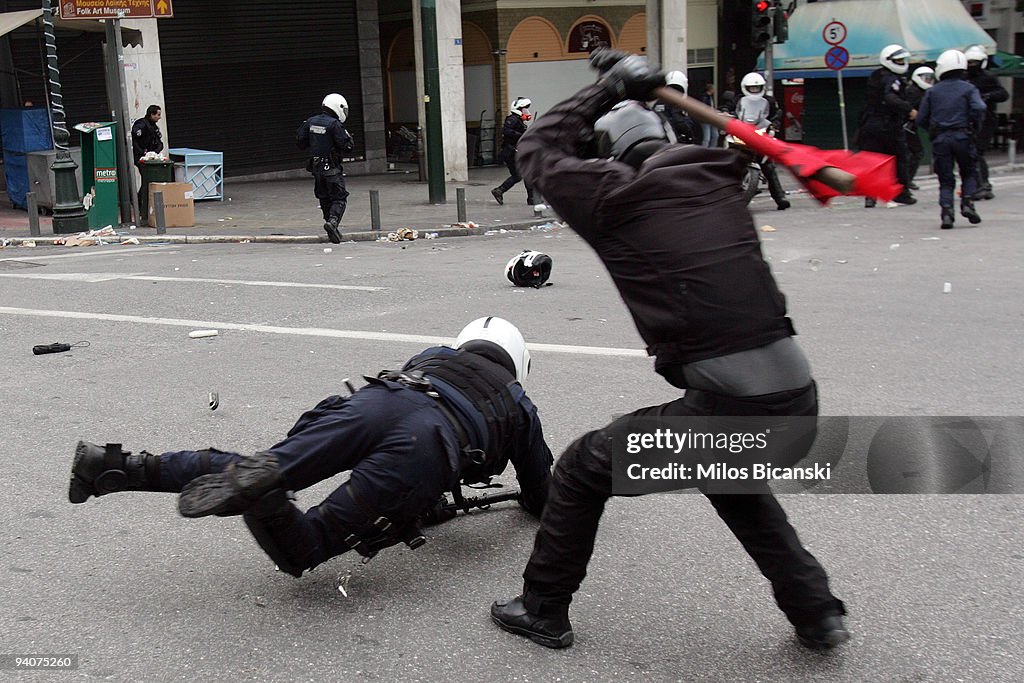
[0,246,177,263]
[0,272,386,292]
[0,306,647,358]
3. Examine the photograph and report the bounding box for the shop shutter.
[158,0,362,177]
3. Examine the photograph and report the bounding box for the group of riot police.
[857,43,1007,229]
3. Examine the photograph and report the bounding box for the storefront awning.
[758,0,993,76]
[991,50,1024,78]
[0,9,143,47]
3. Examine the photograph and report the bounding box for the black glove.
[599,55,666,102]
[589,47,630,74]
[418,495,458,527]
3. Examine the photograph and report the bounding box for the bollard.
[1009,139,1017,169]
[456,187,467,223]
[153,191,167,235]
[26,191,41,237]
[369,190,381,232]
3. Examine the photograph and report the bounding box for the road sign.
[59,0,174,20]
[822,21,847,46]
[825,45,850,71]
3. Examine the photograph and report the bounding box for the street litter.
[449,221,478,229]
[188,330,219,339]
[424,233,438,239]
[836,259,848,264]
[530,222,563,231]
[22,240,36,247]
[808,258,822,272]
[55,226,119,248]
[120,237,140,245]
[943,282,952,294]
[921,236,941,241]
[208,392,220,411]
[760,225,776,232]
[323,247,333,253]
[889,243,900,250]
[386,228,418,242]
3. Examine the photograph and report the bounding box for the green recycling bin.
[139,158,174,221]
[73,122,120,228]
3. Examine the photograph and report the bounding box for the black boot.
[864,197,876,209]
[794,615,851,650]
[892,191,917,205]
[178,451,282,518]
[323,216,342,244]
[69,441,159,503]
[960,200,981,225]
[491,187,504,205]
[940,207,955,230]
[490,596,574,649]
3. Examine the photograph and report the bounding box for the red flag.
[723,118,901,205]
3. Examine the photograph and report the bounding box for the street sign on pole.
[822,20,847,46]
[823,38,851,151]
[59,0,173,20]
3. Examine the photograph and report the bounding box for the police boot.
[794,615,851,650]
[243,489,321,578]
[69,441,160,504]
[940,207,955,230]
[177,451,282,518]
[864,197,876,209]
[491,596,574,649]
[490,187,504,205]
[892,190,917,205]
[323,216,342,244]
[960,199,982,225]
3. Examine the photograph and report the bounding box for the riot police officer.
[964,45,1008,200]
[735,72,791,210]
[917,50,987,230]
[856,44,917,207]
[297,93,355,244]
[131,104,164,215]
[69,317,553,578]
[904,66,935,189]
[492,98,539,206]
[652,71,702,144]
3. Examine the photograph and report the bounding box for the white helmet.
[910,66,935,90]
[964,44,988,69]
[511,97,532,115]
[322,93,349,122]
[505,250,552,288]
[665,70,688,94]
[935,50,968,80]
[740,72,767,97]
[880,44,910,74]
[455,316,531,385]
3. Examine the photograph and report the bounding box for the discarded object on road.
[33,340,90,355]
[208,392,220,410]
[386,228,418,242]
[506,250,553,288]
[188,330,219,339]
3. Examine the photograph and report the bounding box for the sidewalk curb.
[0,217,561,249]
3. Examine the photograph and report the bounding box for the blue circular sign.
[825,45,850,71]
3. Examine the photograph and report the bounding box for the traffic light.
[773,6,789,44]
[751,1,773,48]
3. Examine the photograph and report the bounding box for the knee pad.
[243,490,322,578]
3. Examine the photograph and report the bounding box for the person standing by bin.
[297,93,355,244]
[132,105,165,215]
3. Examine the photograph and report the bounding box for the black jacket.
[500,112,527,150]
[967,67,1009,136]
[517,84,796,375]
[862,68,913,130]
[654,103,702,144]
[131,117,163,162]
[296,109,354,173]
[402,346,552,514]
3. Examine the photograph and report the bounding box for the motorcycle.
[725,125,776,205]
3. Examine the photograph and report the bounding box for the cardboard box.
[148,182,195,227]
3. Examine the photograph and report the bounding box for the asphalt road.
[1,175,1022,681]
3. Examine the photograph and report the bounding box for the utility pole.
[420,0,445,203]
[42,1,89,234]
